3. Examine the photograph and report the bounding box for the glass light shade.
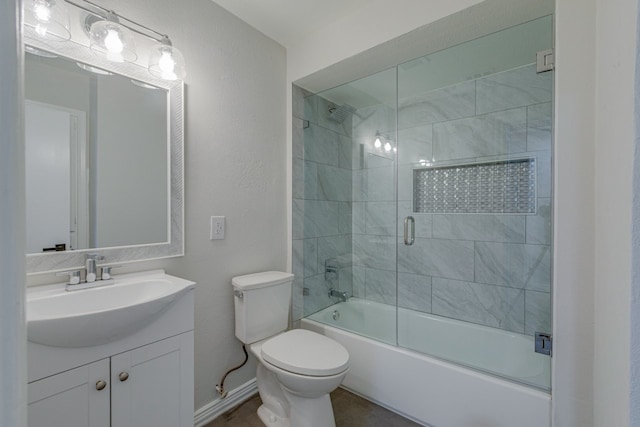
[148,44,186,81]
[24,0,71,42]
[89,20,137,63]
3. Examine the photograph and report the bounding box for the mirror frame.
[24,34,184,275]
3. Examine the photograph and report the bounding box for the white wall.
[0,0,27,426]
[286,0,484,84]
[593,0,637,425]
[553,0,596,425]
[633,4,640,419]
[103,0,287,411]
[632,10,640,416]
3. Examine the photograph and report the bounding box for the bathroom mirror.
[24,34,184,274]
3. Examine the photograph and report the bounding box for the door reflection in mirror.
[24,51,169,253]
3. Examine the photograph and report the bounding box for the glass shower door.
[395,16,554,390]
[294,68,399,346]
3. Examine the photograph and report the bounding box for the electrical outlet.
[210,216,225,240]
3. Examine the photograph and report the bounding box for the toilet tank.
[232,271,294,344]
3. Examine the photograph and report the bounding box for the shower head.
[327,103,356,123]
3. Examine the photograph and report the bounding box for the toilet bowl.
[232,272,350,427]
[250,330,349,427]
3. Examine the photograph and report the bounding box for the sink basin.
[27,270,195,348]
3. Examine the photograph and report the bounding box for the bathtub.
[302,298,551,427]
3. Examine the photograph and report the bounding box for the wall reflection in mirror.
[25,50,169,254]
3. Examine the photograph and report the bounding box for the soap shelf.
[412,157,537,215]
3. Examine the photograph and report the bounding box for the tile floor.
[205,387,422,427]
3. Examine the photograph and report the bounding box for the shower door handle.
[404,216,415,246]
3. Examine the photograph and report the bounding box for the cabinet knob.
[96,380,107,391]
[118,372,129,382]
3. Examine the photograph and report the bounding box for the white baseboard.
[193,378,258,427]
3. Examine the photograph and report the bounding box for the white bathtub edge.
[303,318,551,427]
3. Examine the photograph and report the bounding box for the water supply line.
[215,344,248,398]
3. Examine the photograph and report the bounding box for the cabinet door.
[111,331,194,427]
[28,359,110,427]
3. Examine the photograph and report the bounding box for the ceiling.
[209,0,369,48]
[209,1,552,111]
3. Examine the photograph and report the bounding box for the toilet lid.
[261,330,349,376]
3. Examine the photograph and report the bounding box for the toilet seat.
[261,329,349,377]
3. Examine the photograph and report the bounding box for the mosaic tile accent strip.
[413,158,536,214]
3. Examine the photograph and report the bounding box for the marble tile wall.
[293,64,552,337]
[292,86,354,321]
[352,64,552,336]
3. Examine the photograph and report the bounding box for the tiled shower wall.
[292,63,552,337]
[353,64,552,336]
[292,87,355,322]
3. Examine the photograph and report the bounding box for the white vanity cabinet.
[111,332,194,427]
[28,359,110,427]
[28,332,194,427]
[27,271,195,427]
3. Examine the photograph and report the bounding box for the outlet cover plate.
[210,216,225,240]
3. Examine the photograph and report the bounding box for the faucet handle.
[100,265,122,281]
[56,270,82,285]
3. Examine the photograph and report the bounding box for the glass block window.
[413,158,536,214]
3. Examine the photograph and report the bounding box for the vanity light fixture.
[88,12,137,63]
[24,0,71,41]
[77,0,185,79]
[148,36,186,81]
[26,0,188,81]
[373,130,396,154]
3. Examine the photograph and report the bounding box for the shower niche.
[412,157,537,215]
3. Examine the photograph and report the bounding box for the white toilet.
[233,271,349,427]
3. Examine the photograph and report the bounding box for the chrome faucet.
[57,254,119,291]
[328,288,349,303]
[85,254,104,283]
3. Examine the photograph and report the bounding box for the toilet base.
[282,389,336,427]
[254,361,339,427]
[257,405,290,427]
[256,393,336,427]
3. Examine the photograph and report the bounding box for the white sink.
[27,270,195,348]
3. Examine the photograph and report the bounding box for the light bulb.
[384,142,392,152]
[374,137,382,149]
[158,51,177,80]
[104,29,124,54]
[158,51,175,73]
[149,39,186,80]
[33,2,52,22]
